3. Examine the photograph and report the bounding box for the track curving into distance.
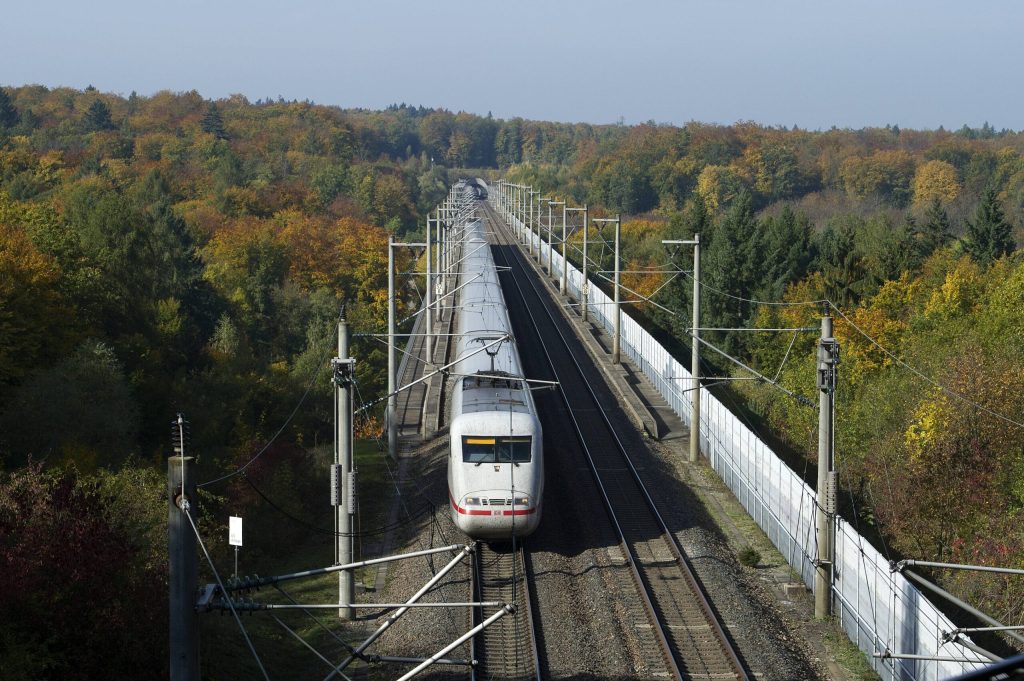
[482,201,749,681]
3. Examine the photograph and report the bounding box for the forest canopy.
[2,84,1024,675]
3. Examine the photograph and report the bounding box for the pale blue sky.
[3,0,1020,130]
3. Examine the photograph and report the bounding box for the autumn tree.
[696,164,744,213]
[0,464,168,679]
[840,150,916,206]
[912,159,960,207]
[0,221,66,386]
[748,142,806,203]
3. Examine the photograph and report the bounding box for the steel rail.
[486,200,748,681]
[469,542,542,681]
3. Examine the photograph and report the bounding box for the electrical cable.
[772,330,800,383]
[240,472,430,538]
[589,268,683,319]
[831,303,1024,430]
[199,352,330,488]
[183,505,270,680]
[692,332,814,408]
[269,614,354,680]
[273,584,359,657]
[680,269,827,307]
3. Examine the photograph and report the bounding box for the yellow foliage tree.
[0,221,65,383]
[840,150,916,204]
[835,274,917,384]
[923,257,982,321]
[912,159,959,207]
[696,164,742,213]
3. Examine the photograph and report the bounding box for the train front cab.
[448,413,542,539]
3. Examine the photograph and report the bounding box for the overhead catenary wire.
[831,304,1024,430]
[273,584,360,658]
[183,505,270,680]
[241,472,431,538]
[199,350,331,488]
[661,244,1024,427]
[270,615,354,680]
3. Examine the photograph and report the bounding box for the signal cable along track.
[468,542,541,681]
[483,202,749,681]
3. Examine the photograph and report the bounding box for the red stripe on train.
[448,489,537,516]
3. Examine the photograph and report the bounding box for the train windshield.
[462,436,532,463]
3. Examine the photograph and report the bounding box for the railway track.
[483,202,749,681]
[469,542,541,681]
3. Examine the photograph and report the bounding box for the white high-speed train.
[447,213,543,540]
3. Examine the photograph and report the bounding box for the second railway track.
[482,201,749,681]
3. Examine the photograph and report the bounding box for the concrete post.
[613,215,621,364]
[690,234,701,464]
[387,239,396,462]
[582,207,589,322]
[425,216,433,365]
[815,308,837,619]
[560,203,568,295]
[546,201,553,274]
[336,316,354,619]
[168,455,198,681]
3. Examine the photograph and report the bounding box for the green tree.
[0,340,139,468]
[200,102,228,140]
[703,191,762,350]
[83,99,114,132]
[495,119,523,166]
[919,197,952,255]
[660,200,710,337]
[815,217,867,306]
[310,163,349,208]
[963,187,1015,266]
[0,88,18,129]
[0,222,67,386]
[759,206,813,300]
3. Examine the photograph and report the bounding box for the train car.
[447,217,543,540]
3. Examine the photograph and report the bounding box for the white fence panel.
[493,197,990,680]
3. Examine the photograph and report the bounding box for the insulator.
[825,471,838,515]
[330,465,342,506]
[347,469,357,509]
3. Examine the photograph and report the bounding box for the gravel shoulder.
[358,203,868,680]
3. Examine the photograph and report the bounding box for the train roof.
[451,219,531,415]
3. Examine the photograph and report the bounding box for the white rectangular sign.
[229,516,243,547]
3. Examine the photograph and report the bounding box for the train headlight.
[514,497,529,507]
[465,496,483,506]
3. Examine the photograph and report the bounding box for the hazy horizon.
[3,0,1021,132]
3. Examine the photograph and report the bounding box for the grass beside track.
[198,438,403,680]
